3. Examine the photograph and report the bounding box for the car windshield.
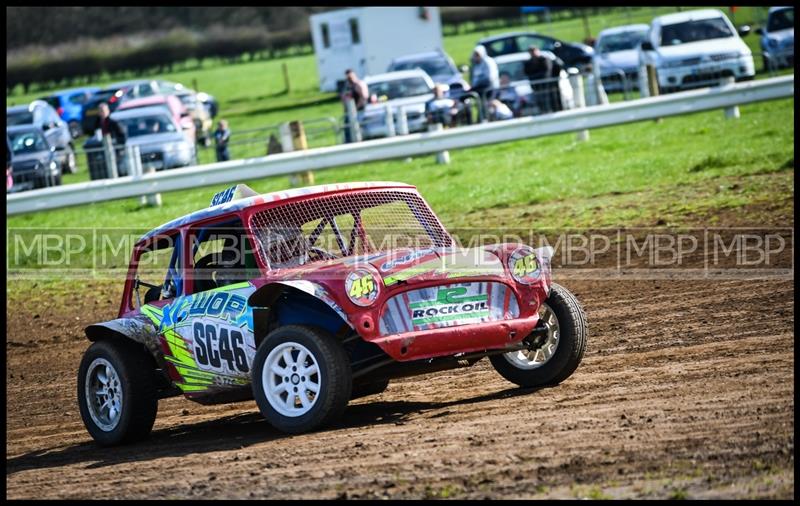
[367,77,431,100]
[250,190,452,269]
[597,30,648,53]
[391,58,454,77]
[768,8,794,32]
[118,114,177,137]
[497,60,528,82]
[8,131,48,154]
[7,111,33,126]
[660,17,734,45]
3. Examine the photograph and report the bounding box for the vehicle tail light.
[57,107,64,116]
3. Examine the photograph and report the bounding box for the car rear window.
[117,114,177,137]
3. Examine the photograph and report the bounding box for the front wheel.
[252,325,352,434]
[77,339,159,446]
[490,283,587,388]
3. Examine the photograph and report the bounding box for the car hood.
[655,37,750,59]
[596,49,640,71]
[11,151,54,170]
[126,132,187,149]
[764,28,794,46]
[362,95,434,116]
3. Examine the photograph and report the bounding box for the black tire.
[63,144,77,174]
[252,325,352,434]
[77,339,159,446]
[350,378,390,400]
[490,283,587,388]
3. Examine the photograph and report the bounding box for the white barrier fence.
[7,74,794,216]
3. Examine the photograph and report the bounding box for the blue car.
[757,6,794,72]
[41,87,100,139]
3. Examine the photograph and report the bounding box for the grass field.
[6,6,794,270]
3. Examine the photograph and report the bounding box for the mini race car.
[78,182,587,445]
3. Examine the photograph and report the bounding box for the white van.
[638,9,755,93]
[310,7,443,93]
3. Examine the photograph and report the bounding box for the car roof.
[768,6,792,14]
[478,31,552,44]
[45,86,101,97]
[6,100,50,113]
[494,52,532,64]
[391,50,448,63]
[139,181,417,243]
[597,24,650,37]
[118,95,174,110]
[365,69,432,84]
[111,106,175,119]
[654,9,727,26]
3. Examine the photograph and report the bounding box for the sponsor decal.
[380,248,436,272]
[409,286,489,326]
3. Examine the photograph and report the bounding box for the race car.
[78,182,587,445]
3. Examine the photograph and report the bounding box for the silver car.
[111,106,196,171]
[359,70,435,140]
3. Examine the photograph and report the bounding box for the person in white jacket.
[469,45,499,120]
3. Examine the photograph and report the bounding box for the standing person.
[214,119,231,162]
[95,102,127,176]
[524,46,564,113]
[469,45,499,121]
[341,69,369,143]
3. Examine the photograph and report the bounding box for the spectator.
[488,99,514,121]
[492,72,525,117]
[425,85,462,128]
[524,46,563,114]
[214,119,231,162]
[95,102,126,145]
[469,45,499,120]
[341,69,369,143]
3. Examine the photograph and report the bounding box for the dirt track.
[5,218,795,499]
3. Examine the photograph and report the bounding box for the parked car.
[6,100,76,174]
[81,84,132,136]
[592,24,650,92]
[81,80,186,136]
[387,50,470,99]
[359,70,435,139]
[477,31,594,70]
[638,9,755,93]
[76,181,586,445]
[757,6,794,71]
[117,95,197,148]
[6,125,63,190]
[40,86,100,139]
[494,52,575,115]
[111,106,196,171]
[174,90,214,147]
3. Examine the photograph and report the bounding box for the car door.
[167,219,260,394]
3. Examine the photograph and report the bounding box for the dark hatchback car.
[6,100,76,174]
[477,31,594,70]
[6,125,63,190]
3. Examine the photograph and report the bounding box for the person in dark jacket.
[214,119,231,162]
[524,46,564,113]
[95,102,127,145]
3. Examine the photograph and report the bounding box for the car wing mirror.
[737,25,751,37]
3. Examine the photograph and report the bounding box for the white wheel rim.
[504,302,560,370]
[262,342,321,417]
[85,358,123,431]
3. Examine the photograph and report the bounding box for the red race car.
[78,182,587,445]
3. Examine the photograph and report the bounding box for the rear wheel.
[490,283,587,387]
[252,325,352,434]
[77,339,159,446]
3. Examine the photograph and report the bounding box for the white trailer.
[309,7,443,92]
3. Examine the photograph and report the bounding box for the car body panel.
[91,182,553,403]
[593,24,649,91]
[759,6,794,69]
[478,31,594,69]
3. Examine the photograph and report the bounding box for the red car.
[116,94,196,146]
[78,182,587,445]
